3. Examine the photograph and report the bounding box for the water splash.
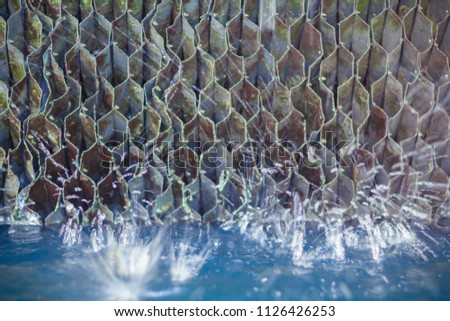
[50,183,445,300]
[59,217,82,247]
[81,222,217,299]
[289,196,307,264]
[169,241,213,283]
[90,225,164,300]
[230,190,439,268]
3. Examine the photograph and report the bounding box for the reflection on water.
[0,220,449,300]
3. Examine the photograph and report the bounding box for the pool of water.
[0,222,449,300]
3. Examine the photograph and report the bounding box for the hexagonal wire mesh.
[0,0,449,228]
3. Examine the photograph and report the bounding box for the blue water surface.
[0,223,449,300]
